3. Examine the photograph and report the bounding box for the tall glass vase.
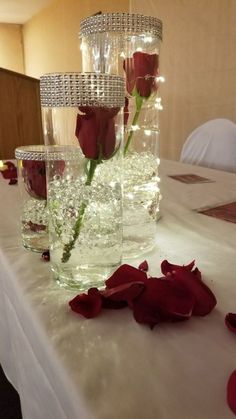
[79,13,163,257]
[40,73,125,290]
[123,97,161,257]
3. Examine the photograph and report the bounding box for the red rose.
[138,260,149,272]
[75,107,120,160]
[22,160,65,200]
[22,161,46,200]
[123,52,159,98]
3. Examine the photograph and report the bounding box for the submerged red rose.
[22,160,46,200]
[22,160,65,200]
[123,51,159,98]
[75,107,120,160]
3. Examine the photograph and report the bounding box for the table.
[0,159,236,419]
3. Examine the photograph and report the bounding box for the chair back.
[180,118,236,172]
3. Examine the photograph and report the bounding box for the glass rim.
[15,145,83,161]
[79,12,163,40]
[15,145,46,161]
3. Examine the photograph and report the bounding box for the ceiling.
[0,0,53,24]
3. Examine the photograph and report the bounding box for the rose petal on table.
[168,266,217,316]
[102,282,145,304]
[1,161,17,180]
[138,260,149,272]
[88,283,145,310]
[225,313,236,333]
[8,178,17,185]
[69,293,102,318]
[161,259,195,275]
[132,302,161,329]
[105,264,148,288]
[41,250,50,261]
[132,278,194,328]
[227,370,236,415]
[88,287,127,309]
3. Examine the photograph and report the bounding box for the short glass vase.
[15,145,48,252]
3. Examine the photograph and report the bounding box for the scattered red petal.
[227,370,236,415]
[161,260,216,316]
[138,260,149,272]
[161,259,195,275]
[88,283,145,309]
[105,264,148,289]
[101,282,145,305]
[132,278,194,328]
[68,260,217,327]
[41,250,50,261]
[1,162,17,180]
[169,266,217,316]
[225,313,236,333]
[69,293,102,318]
[88,287,126,309]
[9,178,17,185]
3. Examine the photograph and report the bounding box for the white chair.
[180,118,236,172]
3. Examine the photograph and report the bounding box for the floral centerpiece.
[40,73,125,290]
[79,13,163,257]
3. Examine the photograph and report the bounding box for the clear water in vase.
[48,164,122,291]
[123,150,160,258]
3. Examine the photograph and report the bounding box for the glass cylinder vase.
[123,96,161,257]
[79,13,162,78]
[15,145,48,252]
[40,73,125,290]
[80,13,163,257]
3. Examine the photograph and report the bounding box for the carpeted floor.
[0,365,22,419]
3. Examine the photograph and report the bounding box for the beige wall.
[0,23,24,73]
[131,0,236,160]
[22,0,236,160]
[23,0,129,78]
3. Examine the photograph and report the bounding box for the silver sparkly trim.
[15,146,46,161]
[79,13,162,40]
[15,145,82,161]
[45,147,82,161]
[40,73,125,108]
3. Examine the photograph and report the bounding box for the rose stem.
[61,159,97,263]
[124,96,143,156]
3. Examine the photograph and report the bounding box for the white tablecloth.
[0,159,236,419]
